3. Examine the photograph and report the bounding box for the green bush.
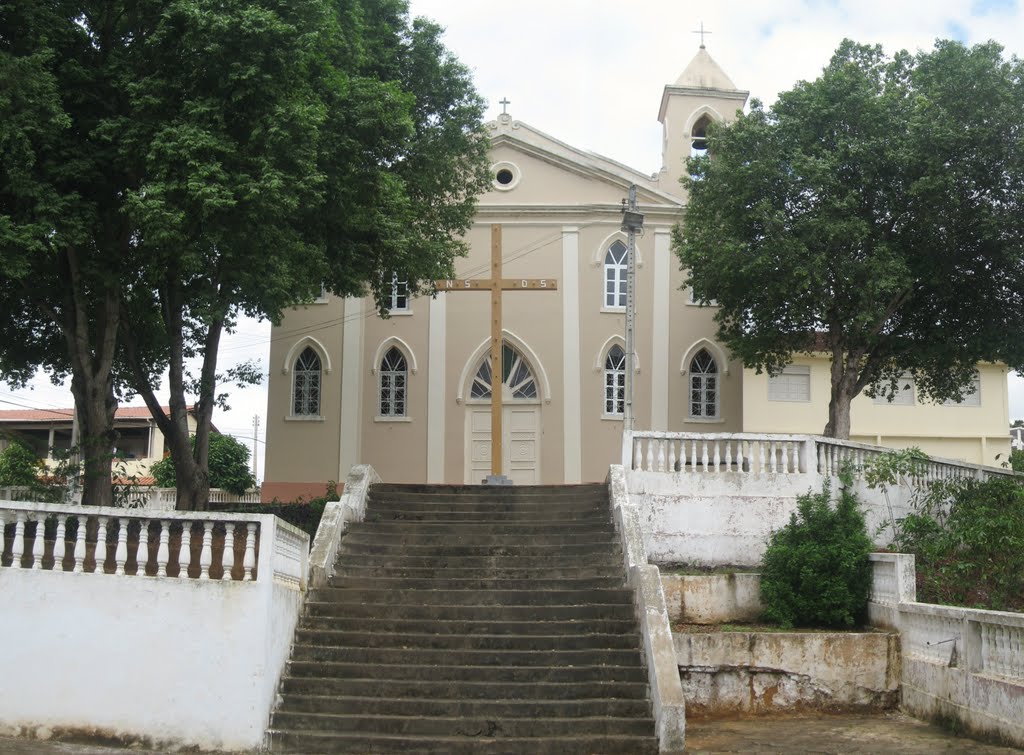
[0,440,43,486]
[151,432,256,495]
[760,482,872,629]
[895,476,1024,612]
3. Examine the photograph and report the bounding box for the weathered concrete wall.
[661,573,762,624]
[0,516,306,751]
[674,631,901,715]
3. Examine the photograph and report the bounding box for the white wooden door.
[466,405,540,484]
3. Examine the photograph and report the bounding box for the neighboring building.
[0,406,201,483]
[262,46,1012,499]
[1011,425,1024,451]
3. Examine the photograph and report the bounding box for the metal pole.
[252,414,260,483]
[621,185,643,431]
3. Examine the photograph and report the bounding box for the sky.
[5,0,1024,479]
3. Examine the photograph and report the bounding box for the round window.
[495,168,514,185]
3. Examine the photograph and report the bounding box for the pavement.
[1,712,1020,754]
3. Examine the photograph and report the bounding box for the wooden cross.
[435,224,557,481]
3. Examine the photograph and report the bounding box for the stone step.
[337,541,622,557]
[333,551,623,570]
[311,587,634,606]
[292,628,641,651]
[269,711,654,738]
[364,509,608,523]
[295,615,639,636]
[369,482,607,497]
[324,576,624,591]
[340,532,619,549]
[331,564,626,580]
[266,730,658,754]
[281,665,648,687]
[303,600,636,621]
[276,694,651,719]
[346,520,615,536]
[288,645,643,667]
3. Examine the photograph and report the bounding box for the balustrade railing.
[628,432,807,474]
[627,431,1012,482]
[977,616,1024,681]
[0,501,263,581]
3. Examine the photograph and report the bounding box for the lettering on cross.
[434,224,557,481]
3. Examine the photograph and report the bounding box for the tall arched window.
[292,347,322,416]
[604,240,628,308]
[689,349,719,419]
[379,347,408,417]
[604,345,626,416]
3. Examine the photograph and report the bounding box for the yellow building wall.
[742,356,1011,466]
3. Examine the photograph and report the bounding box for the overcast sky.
[5,0,1024,478]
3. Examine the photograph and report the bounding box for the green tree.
[0,440,42,487]
[1,0,488,509]
[151,432,256,496]
[676,40,1024,438]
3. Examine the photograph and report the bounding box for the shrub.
[760,482,872,629]
[214,483,339,544]
[895,476,1024,612]
[151,433,256,495]
[0,440,43,487]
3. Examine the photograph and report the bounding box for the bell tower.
[657,44,749,195]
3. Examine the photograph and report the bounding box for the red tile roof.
[0,406,194,423]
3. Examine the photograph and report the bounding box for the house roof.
[0,406,194,423]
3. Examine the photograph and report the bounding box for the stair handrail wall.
[867,554,1024,747]
[309,464,380,589]
[608,464,686,754]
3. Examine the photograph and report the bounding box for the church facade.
[262,47,1011,501]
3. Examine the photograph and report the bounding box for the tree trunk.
[823,345,858,439]
[68,373,117,507]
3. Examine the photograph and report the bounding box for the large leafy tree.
[1,0,489,508]
[676,40,1024,438]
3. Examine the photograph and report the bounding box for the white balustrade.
[630,432,810,475]
[977,616,1024,682]
[629,432,1011,484]
[0,501,274,585]
[902,607,965,665]
[222,523,236,581]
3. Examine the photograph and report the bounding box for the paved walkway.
[2,712,1020,753]
[686,712,1022,753]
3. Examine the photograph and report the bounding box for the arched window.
[690,115,713,158]
[292,347,322,416]
[470,343,537,401]
[604,345,626,416]
[379,347,408,417]
[604,240,628,309]
[689,349,719,419]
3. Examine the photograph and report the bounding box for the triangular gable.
[485,117,681,208]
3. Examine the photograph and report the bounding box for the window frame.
[687,349,720,420]
[388,272,410,314]
[767,365,811,403]
[291,346,322,418]
[603,240,628,310]
[378,346,409,418]
[603,345,626,418]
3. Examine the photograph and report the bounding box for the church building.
[262,46,1011,501]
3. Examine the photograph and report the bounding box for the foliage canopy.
[676,39,1024,438]
[0,0,489,507]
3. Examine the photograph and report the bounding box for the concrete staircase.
[267,483,658,754]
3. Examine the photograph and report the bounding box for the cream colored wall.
[263,297,344,488]
[359,294,430,483]
[742,356,1011,466]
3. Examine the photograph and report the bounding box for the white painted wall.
[0,515,306,751]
